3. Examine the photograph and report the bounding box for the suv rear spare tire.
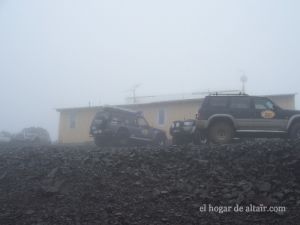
[209,121,234,144]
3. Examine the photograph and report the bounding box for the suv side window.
[208,97,229,108]
[111,113,125,124]
[254,98,275,110]
[230,97,251,109]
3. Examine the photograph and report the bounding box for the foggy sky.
[0,0,300,140]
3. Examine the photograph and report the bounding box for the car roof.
[206,94,249,97]
[101,106,142,115]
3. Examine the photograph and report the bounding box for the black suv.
[196,94,300,144]
[170,119,207,145]
[90,107,167,146]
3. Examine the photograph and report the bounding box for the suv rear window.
[208,97,229,108]
[95,111,110,119]
[229,97,251,109]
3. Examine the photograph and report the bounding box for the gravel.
[0,139,300,225]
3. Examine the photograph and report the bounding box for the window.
[158,109,165,125]
[209,97,229,108]
[254,98,274,110]
[230,97,250,109]
[69,113,76,129]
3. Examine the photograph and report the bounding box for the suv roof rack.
[209,91,248,96]
[102,106,142,115]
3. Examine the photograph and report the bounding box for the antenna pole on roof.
[130,84,141,103]
[240,71,248,94]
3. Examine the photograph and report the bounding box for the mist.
[0,0,299,140]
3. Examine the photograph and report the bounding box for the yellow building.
[56,94,296,143]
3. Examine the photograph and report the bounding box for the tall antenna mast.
[240,72,248,94]
[131,84,141,103]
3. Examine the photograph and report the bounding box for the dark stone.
[0,139,299,224]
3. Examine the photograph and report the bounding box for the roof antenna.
[240,71,248,94]
[130,84,141,103]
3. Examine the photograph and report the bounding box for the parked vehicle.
[196,93,300,144]
[12,127,51,144]
[90,106,167,147]
[0,131,12,143]
[169,119,207,145]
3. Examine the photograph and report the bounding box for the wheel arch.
[287,115,300,131]
[207,115,236,130]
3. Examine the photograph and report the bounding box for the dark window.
[230,97,250,109]
[95,111,109,120]
[111,113,125,124]
[254,98,275,110]
[69,113,76,129]
[209,97,229,108]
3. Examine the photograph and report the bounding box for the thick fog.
[0,0,299,141]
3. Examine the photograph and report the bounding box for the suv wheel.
[209,122,234,144]
[289,123,300,139]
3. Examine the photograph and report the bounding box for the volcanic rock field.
[0,139,300,225]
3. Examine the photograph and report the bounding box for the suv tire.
[289,123,300,139]
[209,121,234,144]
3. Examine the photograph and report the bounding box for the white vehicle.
[0,131,12,143]
[13,127,51,144]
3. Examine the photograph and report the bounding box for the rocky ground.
[0,139,300,225]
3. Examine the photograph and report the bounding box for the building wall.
[57,94,295,144]
[57,100,203,143]
[125,100,203,139]
[266,95,295,110]
[58,108,99,143]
